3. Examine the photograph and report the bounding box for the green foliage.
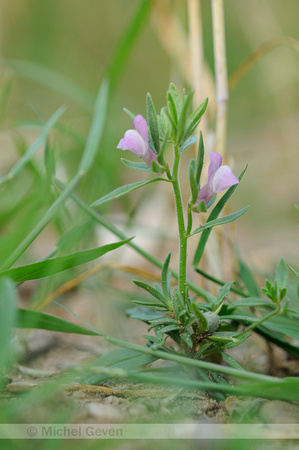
[0,278,17,371]
[146,92,160,154]
[0,239,131,282]
[91,178,164,207]
[191,206,249,236]
[16,309,100,335]
[121,158,151,171]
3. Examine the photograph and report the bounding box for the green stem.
[106,336,279,383]
[171,145,187,300]
[242,306,281,334]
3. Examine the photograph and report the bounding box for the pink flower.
[117,115,158,168]
[196,152,239,206]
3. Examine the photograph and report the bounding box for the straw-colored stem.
[187,0,206,138]
[211,0,228,158]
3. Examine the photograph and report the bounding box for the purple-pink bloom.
[196,152,239,207]
[117,115,158,168]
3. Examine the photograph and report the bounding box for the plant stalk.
[171,146,187,300]
[211,0,228,158]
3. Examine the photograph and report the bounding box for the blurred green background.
[0,0,298,270]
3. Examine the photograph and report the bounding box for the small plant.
[117,84,246,360]
[77,83,299,401]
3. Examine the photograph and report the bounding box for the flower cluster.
[117,115,239,207]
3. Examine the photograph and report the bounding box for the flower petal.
[212,165,239,193]
[116,129,147,158]
[133,115,148,143]
[208,152,223,182]
[196,182,215,206]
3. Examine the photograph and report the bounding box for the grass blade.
[91,178,165,208]
[0,278,17,370]
[0,106,65,186]
[4,58,94,112]
[78,80,109,174]
[0,239,132,282]
[16,309,99,335]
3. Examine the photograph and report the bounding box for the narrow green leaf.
[209,332,243,343]
[123,108,135,120]
[148,319,178,332]
[167,91,178,127]
[156,324,180,336]
[157,133,169,165]
[276,258,288,290]
[148,317,177,326]
[191,207,249,236]
[161,252,172,301]
[180,332,193,348]
[0,278,17,370]
[216,281,234,304]
[44,140,56,182]
[179,135,198,153]
[132,299,166,308]
[168,83,182,118]
[0,174,82,271]
[133,280,168,306]
[146,92,160,153]
[16,309,99,335]
[79,79,109,173]
[188,160,199,204]
[183,97,208,141]
[288,265,299,278]
[193,166,247,267]
[220,315,259,323]
[0,106,65,186]
[192,302,208,333]
[91,178,164,208]
[6,58,94,112]
[142,335,162,344]
[0,239,131,282]
[222,332,252,349]
[239,258,260,297]
[158,107,171,139]
[195,131,204,184]
[121,158,151,171]
[227,297,274,310]
[265,315,299,341]
[126,307,163,322]
[177,90,193,144]
[221,352,245,371]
